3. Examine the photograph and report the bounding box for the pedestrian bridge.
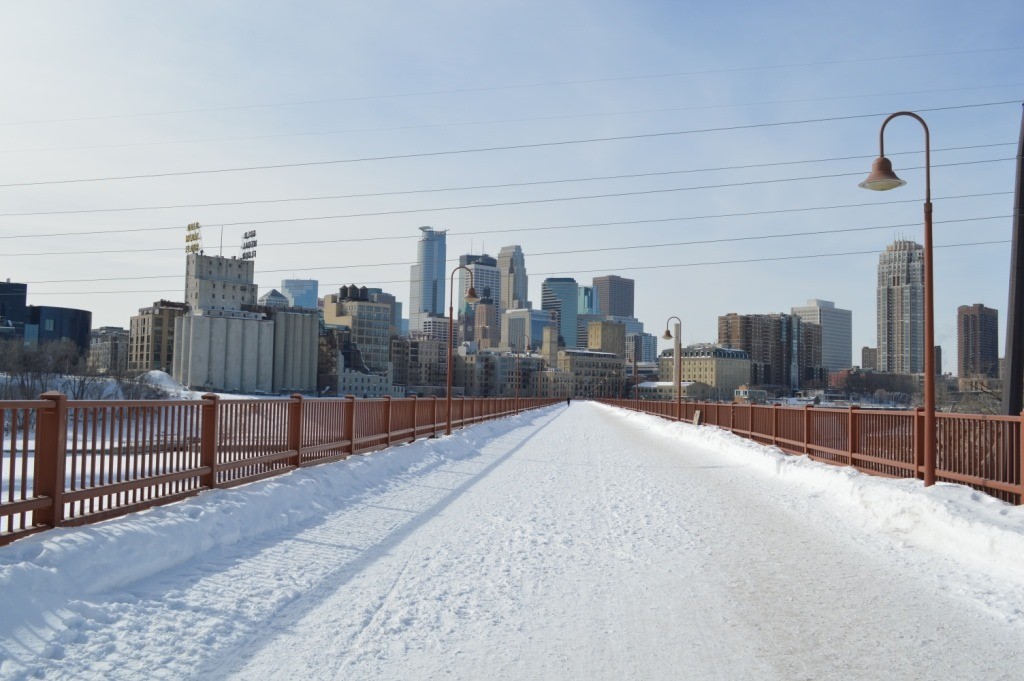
[3,393,1020,548]
[2,401,1022,679]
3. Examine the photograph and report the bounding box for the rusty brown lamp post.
[446,265,478,436]
[514,333,532,414]
[860,111,936,486]
[663,316,683,421]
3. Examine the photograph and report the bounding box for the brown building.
[957,304,999,378]
[861,346,878,370]
[592,275,634,318]
[718,312,822,393]
[128,300,188,373]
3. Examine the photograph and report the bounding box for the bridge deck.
[1,401,1022,679]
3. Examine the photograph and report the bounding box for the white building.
[877,240,925,374]
[791,299,852,371]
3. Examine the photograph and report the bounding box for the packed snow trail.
[2,402,1024,680]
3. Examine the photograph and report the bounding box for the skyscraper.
[409,226,447,333]
[791,299,852,371]
[280,279,319,309]
[457,253,501,341]
[593,275,634,318]
[877,240,925,374]
[957,304,999,378]
[541,278,579,348]
[497,245,529,312]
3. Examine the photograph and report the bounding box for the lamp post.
[663,316,682,421]
[446,265,479,436]
[860,111,936,486]
[514,333,532,414]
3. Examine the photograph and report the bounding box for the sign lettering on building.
[185,222,202,254]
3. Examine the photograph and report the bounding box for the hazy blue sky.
[1,2,1021,370]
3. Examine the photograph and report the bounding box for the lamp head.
[859,156,906,191]
[464,286,479,304]
[661,329,673,341]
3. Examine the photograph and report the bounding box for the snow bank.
[604,404,1024,583]
[0,407,556,638]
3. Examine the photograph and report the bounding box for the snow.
[2,401,1023,679]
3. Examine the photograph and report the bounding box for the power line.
[19,215,1010,283]
[2,46,1019,127]
[0,160,1013,246]
[3,81,1021,156]
[0,100,1016,190]
[0,142,1012,219]
[14,239,1008,296]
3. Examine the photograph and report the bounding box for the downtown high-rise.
[957,304,999,378]
[877,240,925,374]
[409,226,447,333]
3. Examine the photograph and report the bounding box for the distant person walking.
[566,397,571,406]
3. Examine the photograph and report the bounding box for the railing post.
[848,405,859,469]
[432,396,440,436]
[410,394,419,437]
[913,406,925,480]
[200,393,220,490]
[288,393,303,468]
[771,403,779,448]
[384,395,393,446]
[803,404,811,457]
[729,403,735,431]
[344,395,357,455]
[34,391,68,529]
[1019,411,1024,504]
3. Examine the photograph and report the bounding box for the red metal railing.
[602,399,1023,505]
[1,392,556,546]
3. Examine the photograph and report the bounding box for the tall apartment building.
[323,286,393,375]
[280,279,318,309]
[541,278,579,348]
[861,346,878,370]
[718,312,821,392]
[390,335,447,395]
[473,294,499,349]
[366,288,402,336]
[791,299,852,370]
[593,275,634,318]
[877,239,925,374]
[409,226,447,333]
[88,327,129,375]
[957,304,999,378]
[129,300,187,373]
[497,245,529,313]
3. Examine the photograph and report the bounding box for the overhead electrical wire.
[0,100,1016,189]
[2,82,1020,156]
[19,214,1011,283]
[14,240,1008,296]
[0,142,1012,220]
[1,45,1019,127]
[0,159,1013,246]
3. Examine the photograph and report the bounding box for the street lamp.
[860,110,936,486]
[663,316,682,421]
[447,265,479,436]
[514,333,532,413]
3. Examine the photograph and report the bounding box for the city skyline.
[1,4,1020,374]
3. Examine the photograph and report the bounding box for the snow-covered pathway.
[2,402,1024,680]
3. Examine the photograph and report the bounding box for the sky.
[0,1,1021,372]
[3,403,1024,678]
